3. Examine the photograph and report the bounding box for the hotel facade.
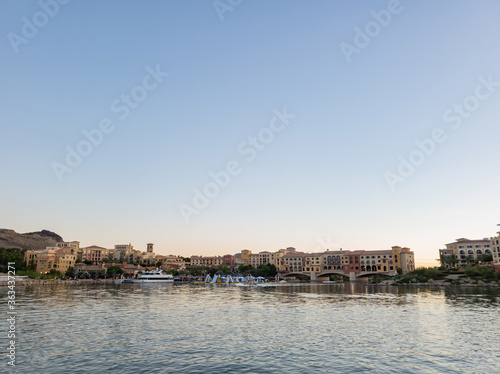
[439,238,492,268]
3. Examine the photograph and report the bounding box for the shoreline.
[0,279,117,286]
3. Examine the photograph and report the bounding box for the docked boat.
[122,269,174,283]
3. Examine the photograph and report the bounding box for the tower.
[147,243,154,253]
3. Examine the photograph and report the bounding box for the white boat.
[123,269,173,283]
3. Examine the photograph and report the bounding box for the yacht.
[123,269,174,283]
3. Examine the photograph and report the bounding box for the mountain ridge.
[0,229,63,250]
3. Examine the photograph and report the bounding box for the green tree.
[107,265,124,277]
[217,265,230,274]
[476,254,493,263]
[155,261,163,267]
[65,266,74,277]
[0,248,27,272]
[83,260,93,265]
[48,269,62,278]
[238,264,254,274]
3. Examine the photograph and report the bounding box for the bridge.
[280,269,396,282]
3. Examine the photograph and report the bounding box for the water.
[2,283,500,373]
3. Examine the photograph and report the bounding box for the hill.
[0,229,63,250]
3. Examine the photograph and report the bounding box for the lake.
[2,283,500,373]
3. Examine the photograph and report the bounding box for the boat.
[122,269,174,283]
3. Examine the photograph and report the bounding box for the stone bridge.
[280,269,396,282]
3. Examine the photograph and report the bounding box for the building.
[156,255,186,269]
[439,238,492,267]
[74,263,106,274]
[113,244,139,263]
[103,262,143,277]
[240,249,251,265]
[280,252,306,273]
[248,253,260,268]
[190,255,235,268]
[190,255,224,267]
[56,241,81,258]
[279,247,414,281]
[491,233,500,270]
[81,246,111,265]
[25,247,77,274]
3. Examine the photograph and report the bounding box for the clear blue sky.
[1,0,500,265]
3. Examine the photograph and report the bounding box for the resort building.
[439,238,492,267]
[25,247,77,274]
[490,232,500,270]
[156,255,187,269]
[56,241,81,258]
[248,253,260,268]
[81,246,111,264]
[190,254,235,268]
[279,247,414,281]
[240,249,251,265]
[237,248,294,269]
[74,263,106,274]
[112,244,139,263]
[280,252,306,273]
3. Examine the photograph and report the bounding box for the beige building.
[280,252,306,273]
[280,247,414,280]
[113,244,137,263]
[439,238,491,267]
[25,247,77,274]
[81,246,111,264]
[156,255,186,269]
[56,241,81,258]
[190,256,224,267]
[240,249,251,265]
[490,233,500,269]
[248,253,260,268]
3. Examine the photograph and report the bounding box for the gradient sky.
[1,0,500,266]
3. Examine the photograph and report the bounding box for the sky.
[1,0,500,267]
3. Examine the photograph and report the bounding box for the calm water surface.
[2,283,500,373]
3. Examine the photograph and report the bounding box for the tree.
[0,248,27,272]
[155,261,163,267]
[217,265,230,274]
[477,254,493,263]
[48,269,62,278]
[65,266,74,277]
[83,260,93,265]
[238,264,254,273]
[107,265,124,277]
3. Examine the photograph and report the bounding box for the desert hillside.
[0,229,63,250]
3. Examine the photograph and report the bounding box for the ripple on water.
[1,284,500,373]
